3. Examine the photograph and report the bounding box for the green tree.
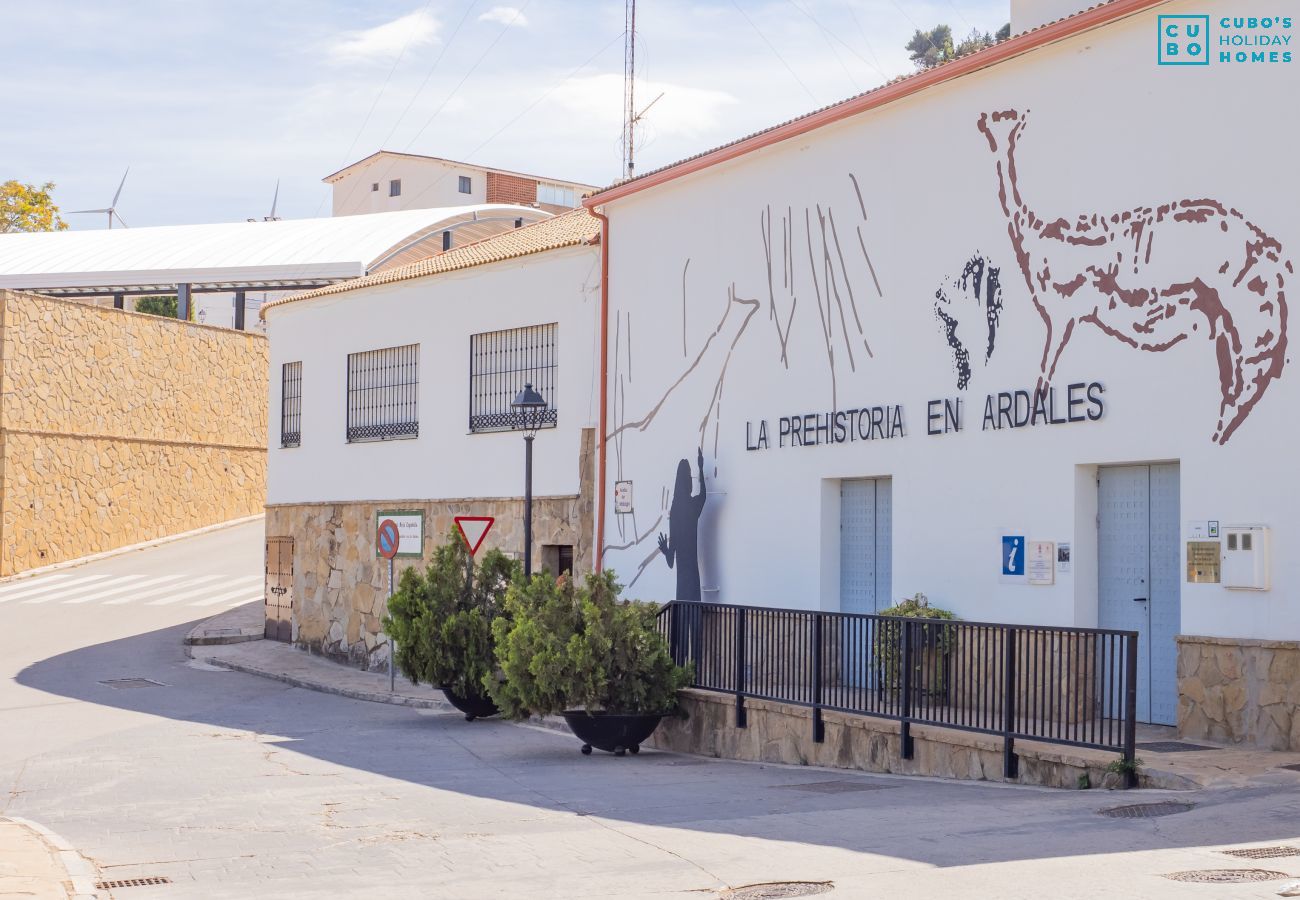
[135,295,178,318]
[907,23,1012,69]
[0,181,68,233]
[906,24,955,68]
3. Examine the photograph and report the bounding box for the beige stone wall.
[0,290,267,574]
[267,428,595,670]
[1177,635,1300,750]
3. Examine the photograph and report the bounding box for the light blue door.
[1098,464,1180,725]
[841,479,892,614]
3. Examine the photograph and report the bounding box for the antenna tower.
[622,0,636,179]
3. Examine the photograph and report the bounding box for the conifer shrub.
[489,569,691,718]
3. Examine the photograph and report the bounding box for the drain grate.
[99,678,166,690]
[1221,846,1300,860]
[1162,869,1288,883]
[723,882,834,899]
[777,780,892,794]
[96,877,174,889]
[1100,801,1194,819]
[1134,740,1215,753]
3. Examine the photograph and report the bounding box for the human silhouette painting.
[657,448,707,603]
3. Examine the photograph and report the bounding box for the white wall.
[265,246,601,504]
[331,158,488,216]
[598,0,1300,642]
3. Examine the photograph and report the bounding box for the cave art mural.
[605,175,888,589]
[978,108,1291,444]
[656,449,707,604]
[934,253,1005,390]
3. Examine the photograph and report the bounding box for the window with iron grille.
[458,175,472,194]
[346,344,419,442]
[280,361,302,448]
[469,324,558,433]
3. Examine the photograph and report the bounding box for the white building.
[260,210,602,667]
[588,0,1298,746]
[325,151,598,218]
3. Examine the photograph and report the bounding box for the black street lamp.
[511,382,548,578]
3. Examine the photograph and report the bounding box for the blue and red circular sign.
[377,519,400,560]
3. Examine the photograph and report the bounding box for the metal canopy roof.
[0,205,550,296]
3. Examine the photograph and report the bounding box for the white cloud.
[328,9,440,63]
[478,6,529,28]
[551,74,737,140]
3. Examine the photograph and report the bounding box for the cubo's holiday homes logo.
[1159,14,1294,65]
[1159,15,1210,64]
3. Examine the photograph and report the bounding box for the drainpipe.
[587,206,610,573]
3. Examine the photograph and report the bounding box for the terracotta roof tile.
[261,209,600,318]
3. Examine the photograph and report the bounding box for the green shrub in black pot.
[489,569,691,755]
[382,528,519,720]
[874,592,959,701]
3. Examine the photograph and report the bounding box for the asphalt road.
[4,521,1300,899]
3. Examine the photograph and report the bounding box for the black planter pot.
[562,710,665,756]
[441,686,499,721]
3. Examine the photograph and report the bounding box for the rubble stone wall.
[1177,635,1300,750]
[267,428,595,670]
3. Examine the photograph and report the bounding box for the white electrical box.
[1222,525,1270,591]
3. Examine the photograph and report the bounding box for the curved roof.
[0,205,550,296]
[263,209,599,319]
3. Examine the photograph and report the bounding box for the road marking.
[188,582,268,607]
[57,575,187,605]
[204,594,263,610]
[0,571,80,597]
[147,576,262,606]
[25,574,151,605]
[103,577,244,603]
[0,572,115,600]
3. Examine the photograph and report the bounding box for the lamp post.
[511,382,548,578]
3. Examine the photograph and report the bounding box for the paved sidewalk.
[0,817,99,900]
[188,605,1300,793]
[183,599,264,646]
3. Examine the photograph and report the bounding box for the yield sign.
[454,516,494,556]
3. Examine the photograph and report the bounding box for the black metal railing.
[468,323,558,433]
[346,343,419,443]
[657,601,1138,783]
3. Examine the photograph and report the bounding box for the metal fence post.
[691,602,704,673]
[667,602,681,666]
[812,613,824,744]
[1123,631,1139,788]
[735,607,747,728]
[900,618,914,759]
[1003,626,1019,779]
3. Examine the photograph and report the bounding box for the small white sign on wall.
[1056,542,1072,575]
[1027,540,1055,585]
[614,480,634,515]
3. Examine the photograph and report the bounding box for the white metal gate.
[841,478,892,614]
[1098,464,1180,725]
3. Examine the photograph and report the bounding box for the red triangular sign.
[454,516,494,556]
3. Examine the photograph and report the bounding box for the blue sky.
[1,1,1011,228]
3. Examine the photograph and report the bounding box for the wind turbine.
[69,168,130,229]
[250,179,281,222]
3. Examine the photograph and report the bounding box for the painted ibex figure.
[978,108,1290,444]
